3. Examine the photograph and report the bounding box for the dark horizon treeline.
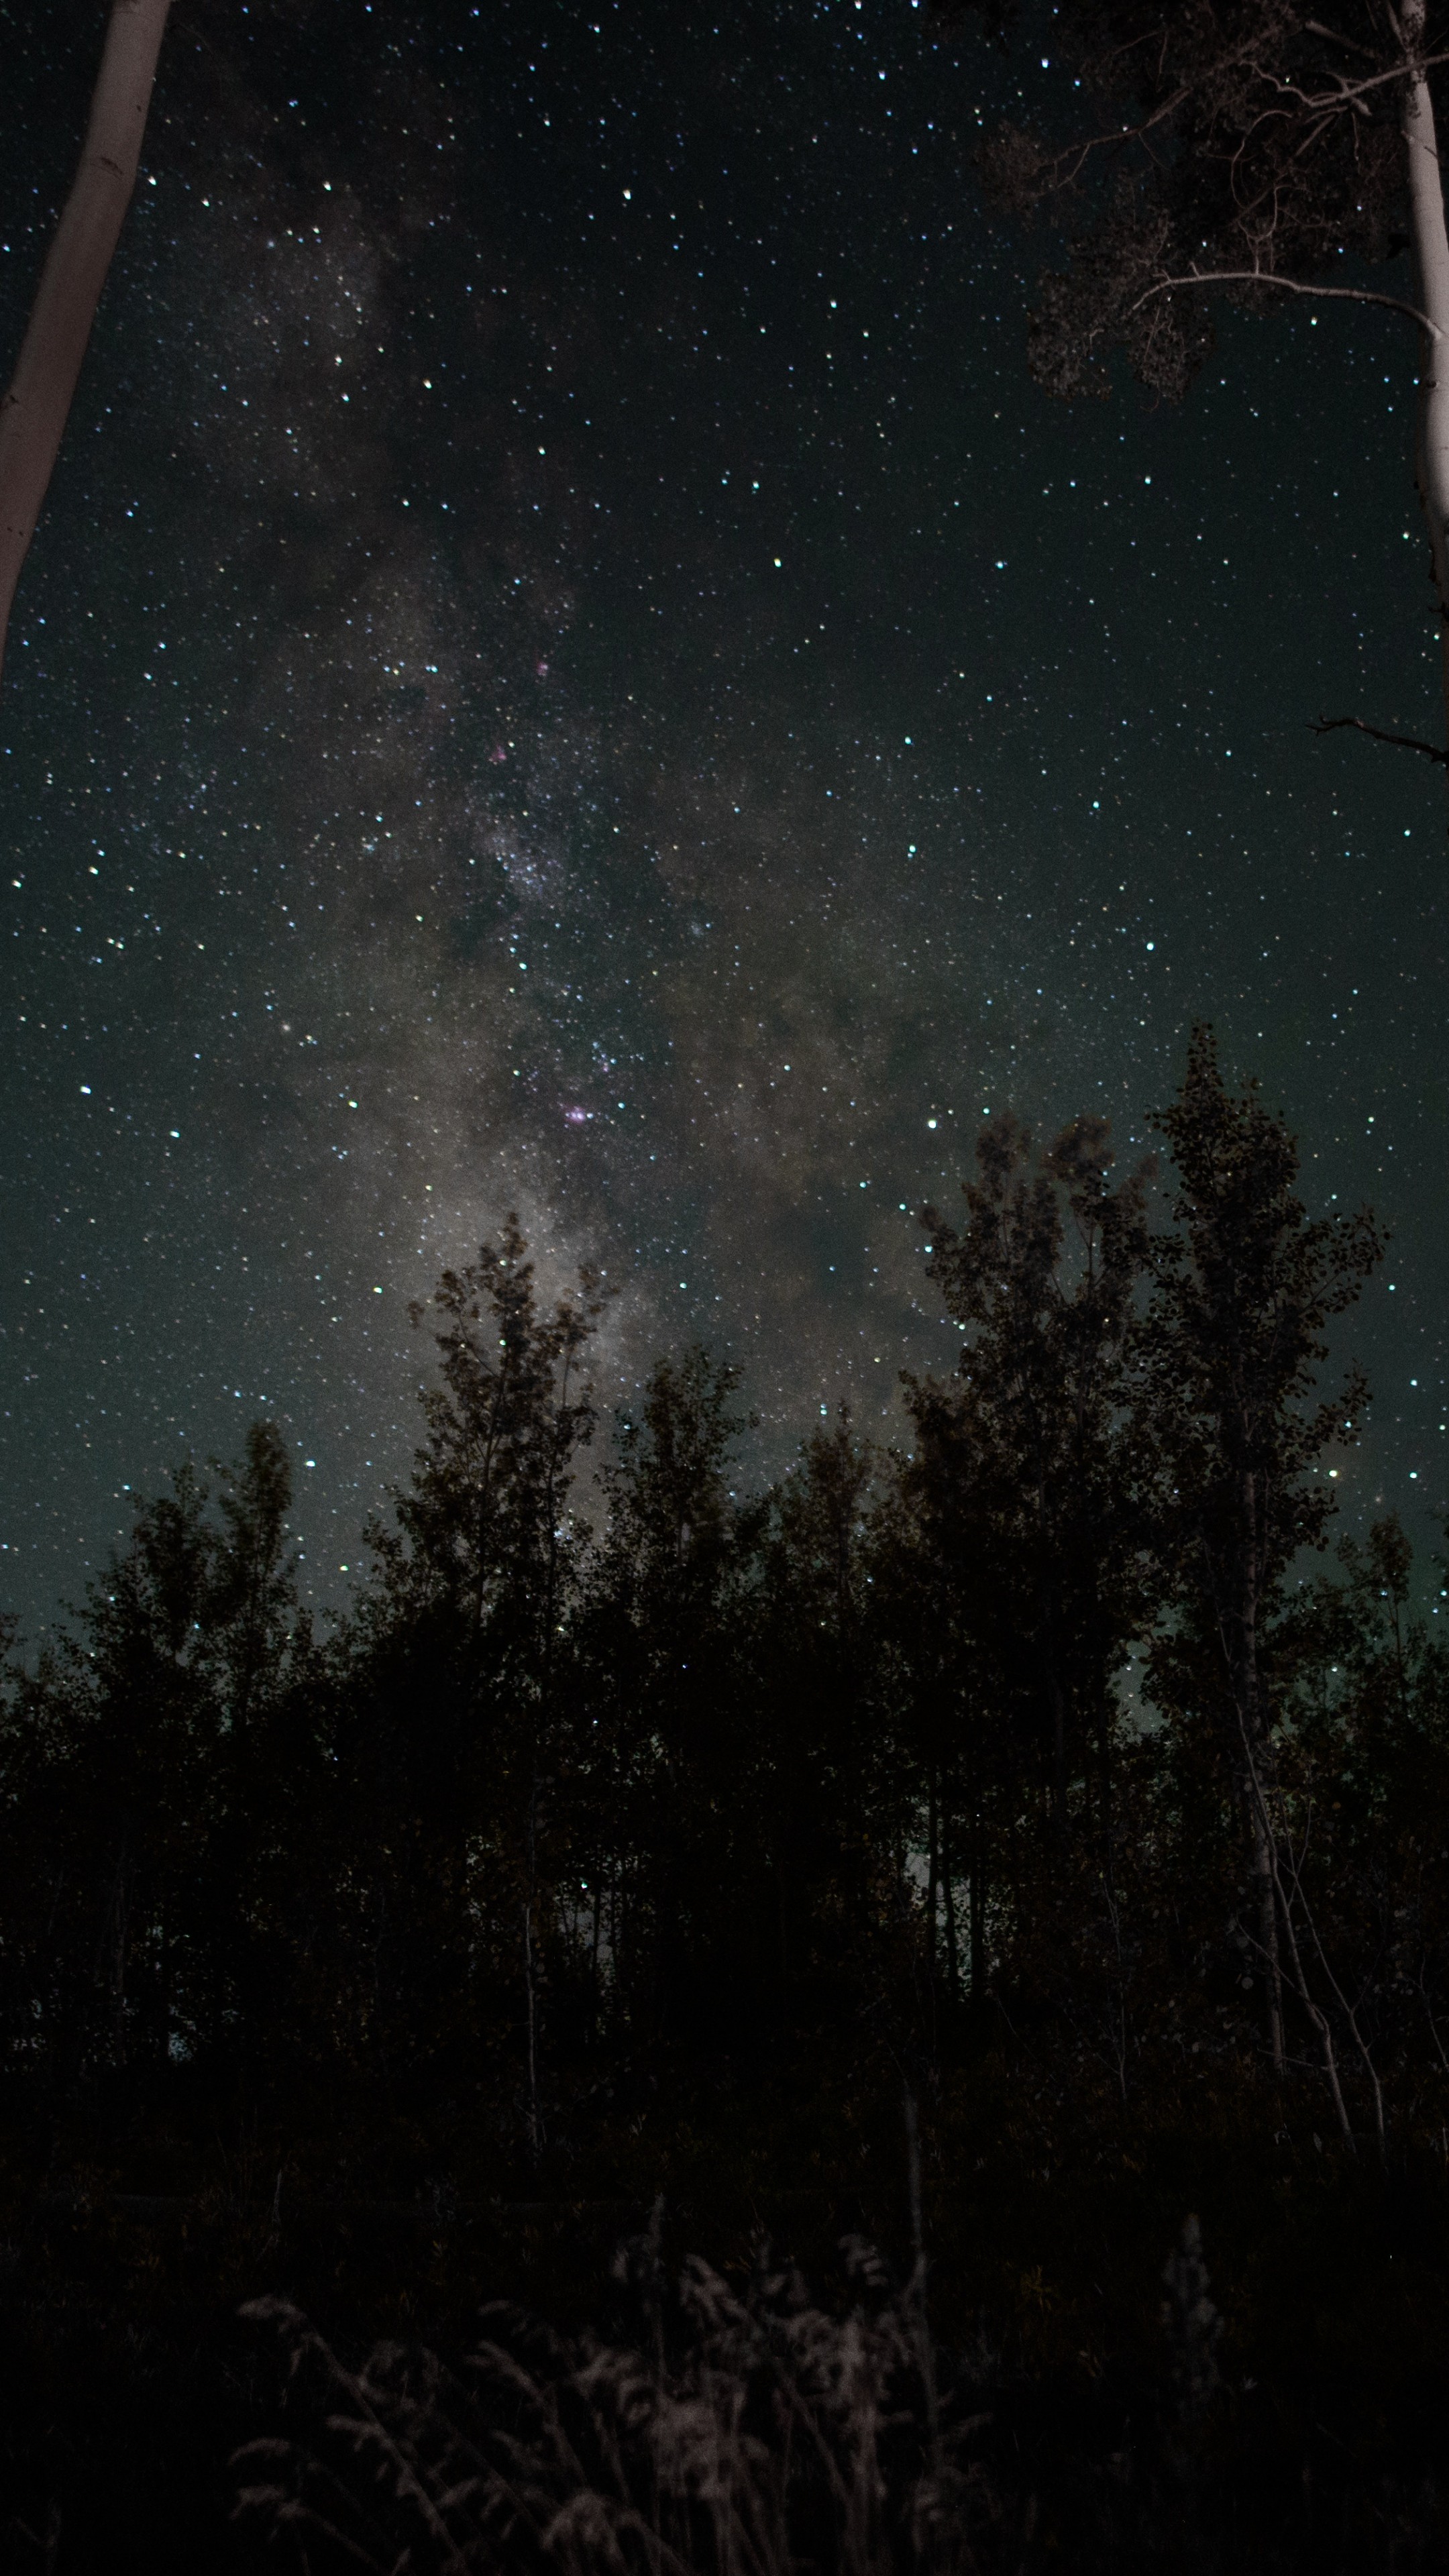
[6,1023,1449,2174]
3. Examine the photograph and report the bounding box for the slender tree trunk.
[156,1898,170,2068]
[1237,1740,1361,2154]
[925,1770,939,1968]
[590,1863,604,2038]
[941,1805,960,2002]
[1046,1663,1067,1827]
[523,1898,541,2152]
[0,0,172,680]
[524,1777,543,2159]
[95,1836,132,2063]
[1227,1535,1273,2081]
[1246,1793,1285,2076]
[1228,1467,1286,2079]
[968,1803,985,2002]
[1032,1503,1069,1827]
[1097,1672,1114,1852]
[1402,0,1449,749]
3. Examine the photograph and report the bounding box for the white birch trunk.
[1401,1,1449,743]
[0,0,172,682]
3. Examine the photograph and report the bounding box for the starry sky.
[3,0,1448,1635]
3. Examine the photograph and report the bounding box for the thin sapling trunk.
[0,0,172,680]
[1403,1,1449,751]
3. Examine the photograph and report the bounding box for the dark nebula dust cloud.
[3,0,1446,1631]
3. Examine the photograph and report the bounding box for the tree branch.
[1126,266,1442,339]
[1258,49,1449,115]
[1022,25,1317,197]
[1312,714,1448,765]
[1303,19,1379,65]
[1023,33,1449,201]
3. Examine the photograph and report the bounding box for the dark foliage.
[947,4,1428,403]
[3,1032,1449,2571]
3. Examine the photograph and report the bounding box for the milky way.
[3,0,1447,1632]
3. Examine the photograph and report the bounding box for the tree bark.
[0,0,172,682]
[1401,1,1449,745]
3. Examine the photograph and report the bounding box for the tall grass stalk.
[234,2213,1002,2576]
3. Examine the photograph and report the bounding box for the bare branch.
[1256,50,1449,115]
[1128,266,1443,339]
[1285,1818,1389,2162]
[1303,18,1381,64]
[1016,24,1328,199]
[1312,714,1449,764]
[1019,34,1449,205]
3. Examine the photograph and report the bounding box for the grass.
[229,2188,1446,2576]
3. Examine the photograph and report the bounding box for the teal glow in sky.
[2,0,1445,1632]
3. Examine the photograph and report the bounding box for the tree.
[0,0,172,681]
[378,1216,603,1679]
[865,1115,1151,2047]
[351,1220,605,2125]
[54,1465,222,2074]
[907,1112,1152,1834]
[753,1412,885,2025]
[209,1419,301,1738]
[0,1426,324,2103]
[953,1,1449,765]
[1140,1027,1382,2077]
[1260,1513,1449,2149]
[580,1348,757,2039]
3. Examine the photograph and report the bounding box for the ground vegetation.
[3,1031,1447,2570]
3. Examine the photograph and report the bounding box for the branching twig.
[1125,267,1443,339]
[1312,714,1449,764]
[1230,1712,1356,2147]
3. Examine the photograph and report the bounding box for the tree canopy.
[951,1,1449,764]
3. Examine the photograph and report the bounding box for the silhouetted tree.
[1140,1027,1383,2078]
[579,1348,756,2040]
[11,1049,1449,2573]
[906,1112,1151,1845]
[346,1220,605,2121]
[3,1046,1430,2217]
[950,0,1449,763]
[753,1411,885,2027]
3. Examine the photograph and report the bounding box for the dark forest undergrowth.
[3,2072,1447,2571]
[4,1032,1449,2569]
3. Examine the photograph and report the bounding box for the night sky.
[3,0,1448,1638]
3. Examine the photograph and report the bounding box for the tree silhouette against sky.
[957,1,1449,768]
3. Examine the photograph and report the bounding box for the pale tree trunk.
[0,0,172,682]
[1401,1,1449,747]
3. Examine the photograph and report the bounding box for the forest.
[3,1027,1449,2573]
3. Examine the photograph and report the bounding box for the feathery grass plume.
[233,2221,1006,2576]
